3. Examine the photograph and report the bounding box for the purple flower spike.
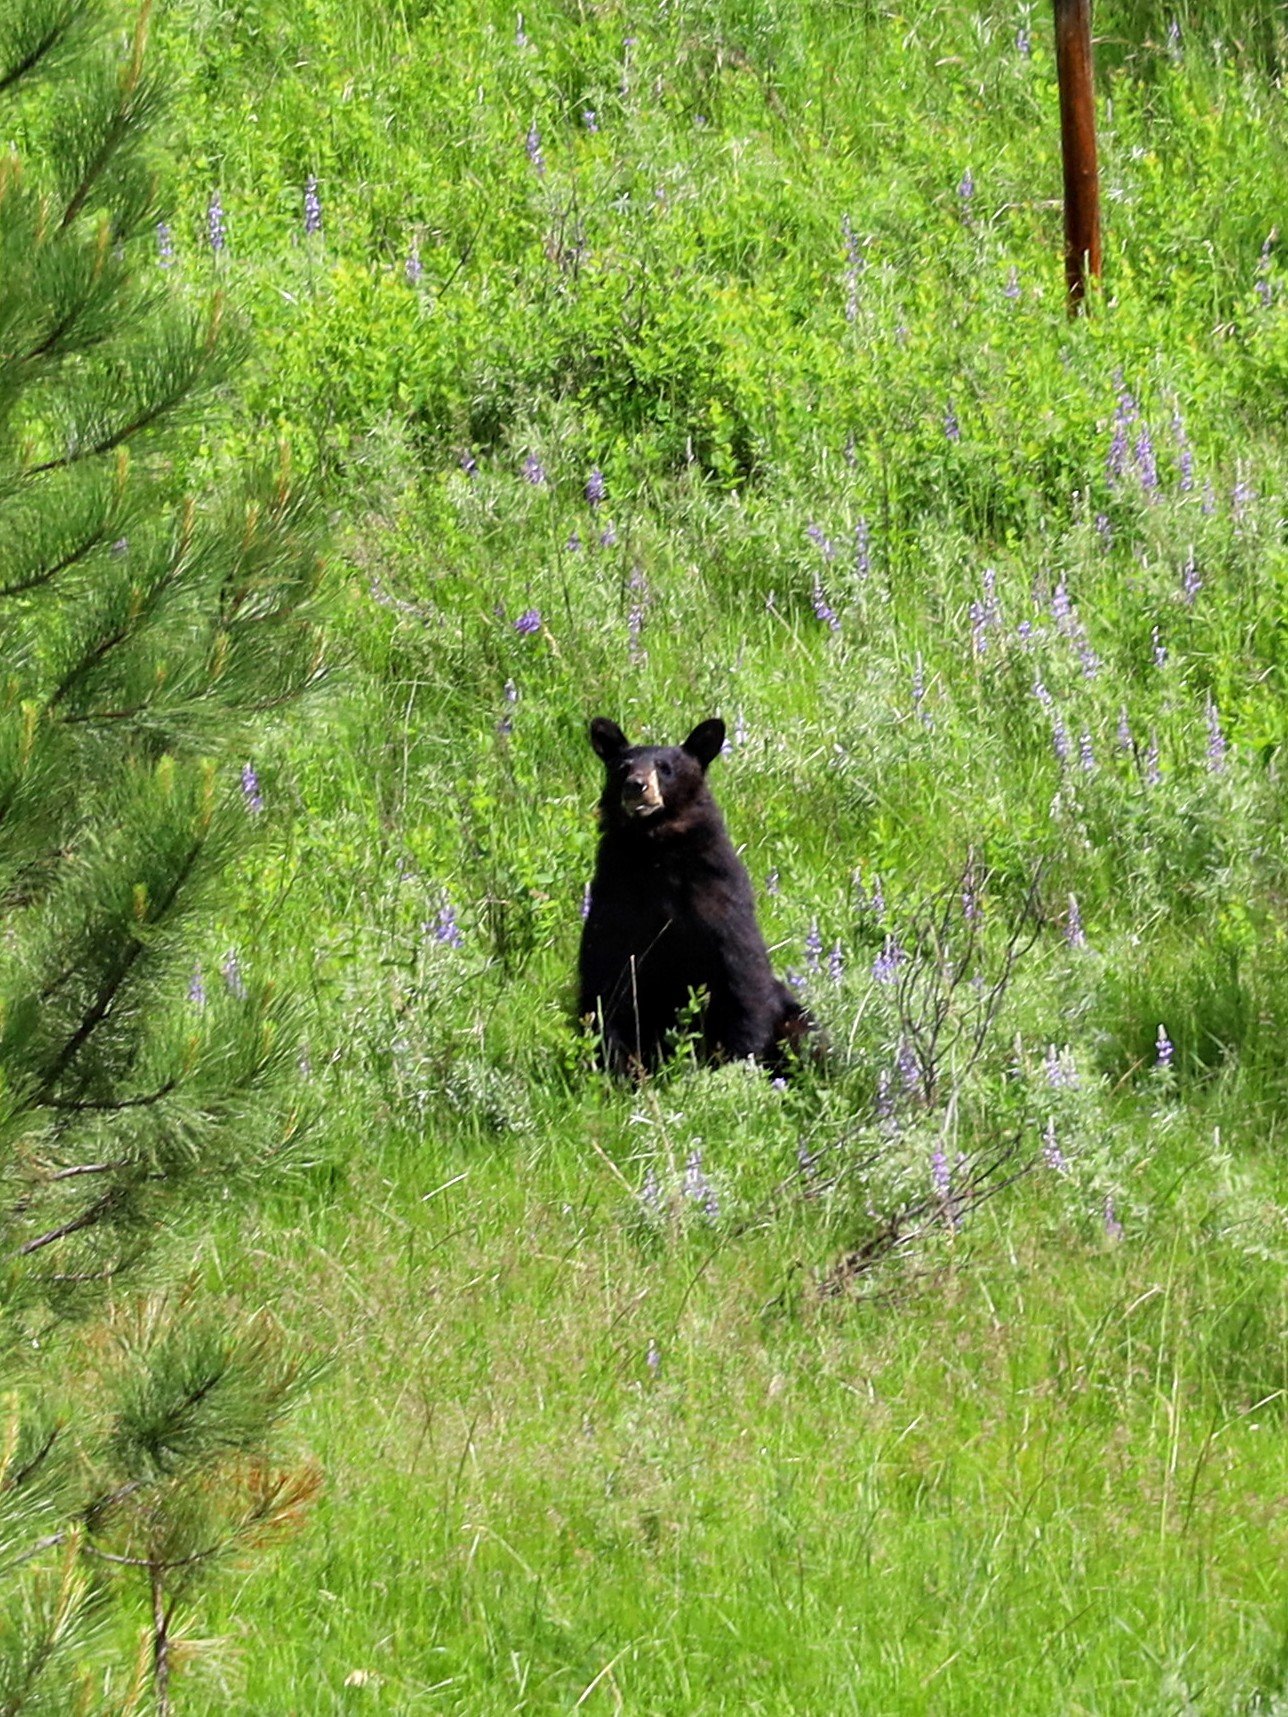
[854,517,871,581]
[586,466,606,506]
[872,936,902,984]
[514,608,542,635]
[1156,1023,1174,1068]
[812,581,840,633]
[828,941,844,984]
[647,1337,661,1374]
[931,1144,951,1201]
[522,453,546,487]
[1065,893,1086,949]
[434,902,464,948]
[806,522,836,561]
[944,401,961,442]
[1043,1116,1069,1174]
[241,762,264,814]
[405,242,424,285]
[1103,1196,1124,1242]
[1004,265,1021,301]
[156,221,175,267]
[581,882,593,920]
[188,965,206,1007]
[221,949,246,999]
[1182,551,1202,605]
[207,189,227,253]
[304,174,322,237]
[526,123,545,176]
[583,110,598,131]
[805,920,823,972]
[957,167,974,206]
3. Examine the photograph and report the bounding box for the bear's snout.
[622,766,663,816]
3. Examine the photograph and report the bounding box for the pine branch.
[0,518,111,596]
[0,7,78,98]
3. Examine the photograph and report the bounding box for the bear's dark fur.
[578,715,809,1075]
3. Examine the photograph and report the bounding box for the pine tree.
[0,2,327,1707]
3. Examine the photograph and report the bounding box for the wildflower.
[1201,479,1217,516]
[1042,1115,1070,1174]
[806,522,835,560]
[581,882,592,920]
[522,453,546,486]
[515,12,528,46]
[931,1143,951,1201]
[812,581,841,633]
[583,110,598,131]
[1134,422,1159,494]
[111,537,129,558]
[639,1166,660,1211]
[566,531,582,553]
[1172,407,1194,492]
[188,965,206,1007]
[1017,20,1032,56]
[870,874,886,918]
[1003,265,1021,301]
[765,868,780,896]
[207,189,227,253]
[241,762,264,814]
[405,242,424,285]
[684,1149,718,1220]
[586,466,606,506]
[156,221,174,266]
[599,522,617,547]
[875,1067,894,1121]
[828,941,844,984]
[1117,707,1134,753]
[1144,733,1161,786]
[1079,730,1096,773]
[1103,1196,1124,1241]
[1255,229,1276,308]
[1156,1022,1174,1068]
[897,1040,921,1098]
[1032,677,1053,709]
[842,214,864,323]
[525,123,545,176]
[1051,580,1073,633]
[504,678,519,705]
[1181,550,1201,605]
[1152,626,1167,669]
[303,173,322,237]
[1044,1044,1066,1088]
[1166,17,1182,61]
[872,936,903,984]
[1079,639,1101,680]
[1065,892,1086,949]
[459,449,478,478]
[944,401,961,442]
[854,517,871,580]
[221,950,246,999]
[957,166,974,208]
[1206,697,1227,772]
[1095,513,1113,547]
[961,865,981,924]
[797,1141,817,1179]
[1232,473,1254,519]
[805,920,823,972]
[647,1338,661,1374]
[434,902,464,948]
[1052,713,1071,767]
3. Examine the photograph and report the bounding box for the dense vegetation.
[12,0,1288,1708]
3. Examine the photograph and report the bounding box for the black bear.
[578,715,809,1075]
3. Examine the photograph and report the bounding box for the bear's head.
[589,716,726,832]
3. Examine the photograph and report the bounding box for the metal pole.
[1053,0,1101,313]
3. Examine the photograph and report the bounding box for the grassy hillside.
[135,0,1288,1708]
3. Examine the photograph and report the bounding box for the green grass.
[112,0,1288,1706]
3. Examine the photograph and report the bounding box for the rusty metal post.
[1053,0,1101,312]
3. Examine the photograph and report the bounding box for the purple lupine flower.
[434,902,464,948]
[765,868,780,896]
[961,865,981,924]
[1016,618,1034,648]
[241,762,264,814]
[797,1141,818,1180]
[805,920,824,972]
[871,873,886,918]
[647,1337,661,1374]
[188,965,206,1007]
[207,189,227,252]
[1152,626,1167,669]
[1051,580,1073,632]
[1144,733,1162,786]
[515,11,528,46]
[514,607,542,635]
[1079,730,1096,773]
[812,581,840,632]
[842,214,864,323]
[1095,513,1113,547]
[1032,677,1053,710]
[1182,550,1202,605]
[957,167,974,208]
[1156,1022,1174,1067]
[1044,1044,1066,1088]
[1232,473,1254,519]
[1042,1116,1070,1174]
[1206,697,1227,772]
[1107,382,1138,484]
[405,242,424,285]
[1134,422,1159,494]
[504,678,519,705]
[303,174,322,237]
[897,1039,921,1098]
[844,433,857,467]
[1003,265,1021,301]
[522,453,546,486]
[221,950,246,999]
[872,936,903,984]
[640,1166,660,1211]
[1172,407,1194,492]
[828,941,844,984]
[684,1149,719,1220]
[581,882,592,920]
[583,110,598,131]
[459,449,479,478]
[1117,707,1134,753]
[806,522,835,560]
[1079,639,1101,680]
[525,123,545,176]
[566,531,582,553]
[156,221,175,266]
[586,466,606,506]
[1017,21,1032,56]
[1201,479,1217,516]
[1166,17,1182,60]
[944,401,961,442]
[1052,713,1072,767]
[931,1143,951,1201]
[599,522,617,547]
[1103,1196,1124,1242]
[854,517,871,581]
[1066,892,1086,949]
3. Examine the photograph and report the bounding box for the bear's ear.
[590,717,629,762]
[682,719,726,771]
